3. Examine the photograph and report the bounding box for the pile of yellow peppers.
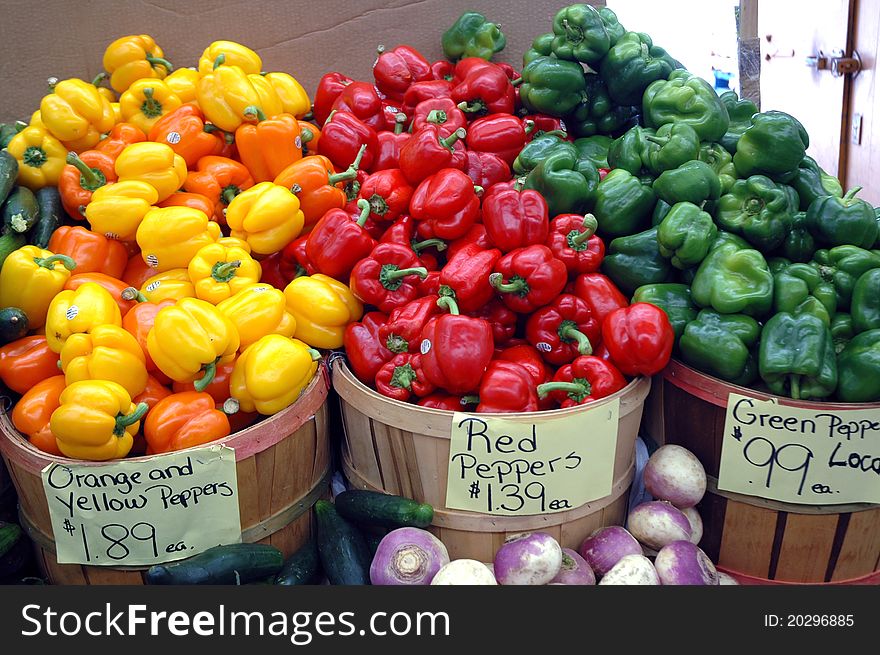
[0,35,366,462]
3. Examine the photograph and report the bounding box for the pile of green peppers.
[513,3,880,403]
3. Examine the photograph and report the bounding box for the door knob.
[830,50,861,77]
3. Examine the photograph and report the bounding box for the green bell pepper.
[810,245,880,307]
[523,146,598,217]
[679,309,761,385]
[441,11,506,62]
[657,201,718,269]
[698,142,738,193]
[773,262,837,326]
[0,121,26,150]
[551,3,612,65]
[831,313,854,354]
[512,131,575,176]
[567,75,638,138]
[519,56,588,117]
[732,110,809,182]
[781,211,816,263]
[777,183,801,215]
[652,199,673,226]
[716,175,791,252]
[835,329,880,402]
[642,70,730,142]
[631,283,697,342]
[598,7,626,45]
[598,32,677,106]
[718,90,758,154]
[592,168,656,238]
[523,32,554,66]
[805,187,878,249]
[790,156,843,211]
[851,268,880,333]
[573,135,613,169]
[640,123,701,176]
[759,312,837,400]
[601,226,672,295]
[652,160,721,206]
[607,125,651,178]
[691,238,773,317]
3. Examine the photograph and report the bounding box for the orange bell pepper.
[171,358,235,404]
[144,391,231,454]
[0,335,60,394]
[182,156,255,224]
[273,153,361,227]
[121,287,175,382]
[158,191,215,217]
[298,121,321,156]
[93,122,146,160]
[58,150,117,219]
[130,375,173,455]
[235,110,304,183]
[65,272,137,318]
[122,253,155,290]
[48,226,128,279]
[11,375,66,456]
[147,102,228,168]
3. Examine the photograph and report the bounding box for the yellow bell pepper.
[45,282,122,353]
[247,74,284,119]
[141,268,195,303]
[198,41,262,76]
[217,235,251,253]
[102,34,173,94]
[195,64,262,133]
[230,335,319,415]
[28,110,45,129]
[119,79,182,134]
[60,324,148,398]
[187,242,262,304]
[91,73,117,103]
[110,102,123,124]
[115,141,187,202]
[164,67,200,104]
[40,78,115,151]
[0,246,76,329]
[136,206,222,273]
[147,297,240,390]
[284,274,363,349]
[264,72,311,119]
[84,180,159,241]
[6,125,66,190]
[50,380,146,461]
[225,181,304,256]
[216,283,296,349]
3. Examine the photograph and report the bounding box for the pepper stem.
[789,375,801,400]
[385,334,409,354]
[213,54,226,70]
[121,286,148,303]
[394,112,407,135]
[383,266,427,281]
[114,402,149,436]
[65,152,105,190]
[569,214,599,245]
[426,110,448,125]
[559,324,593,355]
[33,254,77,272]
[91,72,108,87]
[222,398,240,415]
[457,101,484,114]
[355,198,371,227]
[513,177,525,192]
[642,135,670,147]
[211,260,241,282]
[146,54,174,72]
[436,295,460,315]
[461,395,480,406]
[523,119,535,134]
[511,77,524,87]
[536,381,589,400]
[308,348,321,361]
[194,360,218,392]
[439,127,466,150]
[411,238,446,253]
[243,105,267,122]
[489,272,526,295]
[300,127,314,144]
[221,187,240,205]
[843,186,862,201]
[327,144,367,185]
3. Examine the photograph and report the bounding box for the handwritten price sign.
[718,394,880,505]
[445,400,620,517]
[41,445,242,566]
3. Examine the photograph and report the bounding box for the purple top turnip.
[627,500,692,550]
[578,526,643,577]
[370,527,449,585]
[654,540,719,585]
[549,548,596,585]
[494,532,563,585]
[643,444,707,508]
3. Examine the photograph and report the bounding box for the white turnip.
[654,540,719,585]
[718,571,740,585]
[681,506,703,545]
[598,554,660,585]
[369,527,449,585]
[494,532,562,585]
[578,526,642,577]
[627,500,692,550]
[430,559,498,585]
[549,548,596,585]
[643,444,707,508]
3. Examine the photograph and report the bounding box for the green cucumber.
[334,489,434,529]
[2,186,39,235]
[0,151,17,207]
[0,232,26,271]
[274,538,323,585]
[0,308,28,345]
[29,187,65,248]
[0,521,22,559]
[144,543,284,585]
[0,122,25,150]
[315,499,371,585]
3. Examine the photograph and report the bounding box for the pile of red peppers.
[281,45,674,413]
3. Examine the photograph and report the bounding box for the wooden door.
[847,0,880,204]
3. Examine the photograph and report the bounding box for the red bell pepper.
[417,295,494,394]
[601,303,674,377]
[402,79,454,118]
[592,341,614,364]
[349,242,428,313]
[417,392,472,411]
[411,98,467,136]
[318,111,379,172]
[476,360,538,414]
[409,168,481,240]
[497,342,554,410]
[430,60,455,81]
[439,242,501,313]
[375,353,436,401]
[490,245,568,314]
[358,168,413,223]
[305,199,376,281]
[418,270,441,296]
[546,214,605,276]
[447,223,493,259]
[330,81,387,131]
[313,72,354,126]
[398,125,467,185]
[451,58,516,117]
[373,45,433,100]
[468,299,517,346]
[464,150,511,191]
[378,294,439,354]
[599,168,610,181]
[523,116,568,139]
[537,356,627,408]
[466,113,534,166]
[342,167,369,211]
[372,113,410,171]
[343,311,394,384]
[481,180,549,253]
[571,272,629,324]
[525,293,601,366]
[259,251,294,290]
[379,215,446,268]
[280,234,316,279]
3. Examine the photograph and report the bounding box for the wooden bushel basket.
[332,357,651,563]
[643,359,880,584]
[0,363,331,585]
